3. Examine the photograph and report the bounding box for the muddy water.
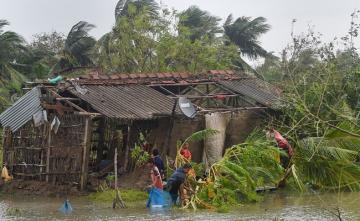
[0,191,359,221]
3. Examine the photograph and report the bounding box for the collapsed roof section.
[76,70,281,109]
[0,70,281,130]
[0,87,43,132]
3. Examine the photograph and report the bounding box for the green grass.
[87,188,148,205]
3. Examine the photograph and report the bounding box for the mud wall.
[148,117,205,162]
[147,110,264,163]
[225,110,264,148]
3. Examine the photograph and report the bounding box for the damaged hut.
[0,70,281,189]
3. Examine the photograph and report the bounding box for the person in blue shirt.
[152,149,165,179]
[164,163,192,204]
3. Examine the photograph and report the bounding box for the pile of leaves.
[194,133,284,208]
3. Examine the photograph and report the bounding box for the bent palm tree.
[115,0,159,21]
[224,15,270,59]
[178,6,222,42]
[52,21,96,73]
[0,20,26,77]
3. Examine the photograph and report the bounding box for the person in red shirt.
[147,158,163,190]
[270,129,294,157]
[180,142,192,162]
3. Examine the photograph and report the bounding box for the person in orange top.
[147,158,163,190]
[270,129,294,157]
[180,142,192,161]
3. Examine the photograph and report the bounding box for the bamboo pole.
[46,123,51,182]
[80,117,92,190]
[114,147,118,189]
[112,146,126,209]
[123,124,131,172]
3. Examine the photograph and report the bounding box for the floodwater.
[0,191,360,221]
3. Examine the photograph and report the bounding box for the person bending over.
[164,163,192,204]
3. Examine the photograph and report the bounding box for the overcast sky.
[1,0,359,56]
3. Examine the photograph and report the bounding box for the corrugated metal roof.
[219,79,281,107]
[0,87,43,132]
[78,70,244,85]
[69,85,179,120]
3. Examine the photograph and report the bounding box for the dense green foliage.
[256,12,360,194]
[0,20,27,112]
[0,1,271,108]
[1,2,360,212]
[197,133,284,206]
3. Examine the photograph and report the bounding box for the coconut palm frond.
[179,6,222,42]
[183,129,219,145]
[291,165,305,191]
[51,21,96,73]
[224,16,270,59]
[292,129,360,191]
[115,0,128,20]
[115,0,159,22]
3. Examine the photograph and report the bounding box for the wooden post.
[46,123,51,182]
[96,118,106,165]
[113,145,126,209]
[123,124,131,172]
[80,116,92,190]
[164,100,177,155]
[114,147,118,189]
[2,127,14,170]
[1,128,6,166]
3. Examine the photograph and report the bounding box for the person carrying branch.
[164,163,192,205]
[274,129,293,157]
[268,128,295,187]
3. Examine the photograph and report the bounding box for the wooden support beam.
[80,116,92,190]
[46,123,51,182]
[42,102,74,115]
[157,86,177,96]
[169,94,240,99]
[74,112,101,117]
[55,97,81,101]
[198,106,268,113]
[47,89,87,113]
[150,82,217,87]
[123,124,132,172]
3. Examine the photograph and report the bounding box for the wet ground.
[0,191,360,221]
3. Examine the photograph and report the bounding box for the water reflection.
[0,192,359,221]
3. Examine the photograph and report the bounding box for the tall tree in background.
[97,0,161,73]
[51,21,96,73]
[14,31,66,80]
[178,6,222,42]
[96,1,239,73]
[115,0,159,21]
[224,15,270,59]
[0,19,27,110]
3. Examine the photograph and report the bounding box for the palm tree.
[0,20,26,77]
[51,21,96,73]
[115,0,159,22]
[178,6,222,42]
[0,19,27,110]
[224,15,270,59]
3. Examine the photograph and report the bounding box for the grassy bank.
[86,188,148,208]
